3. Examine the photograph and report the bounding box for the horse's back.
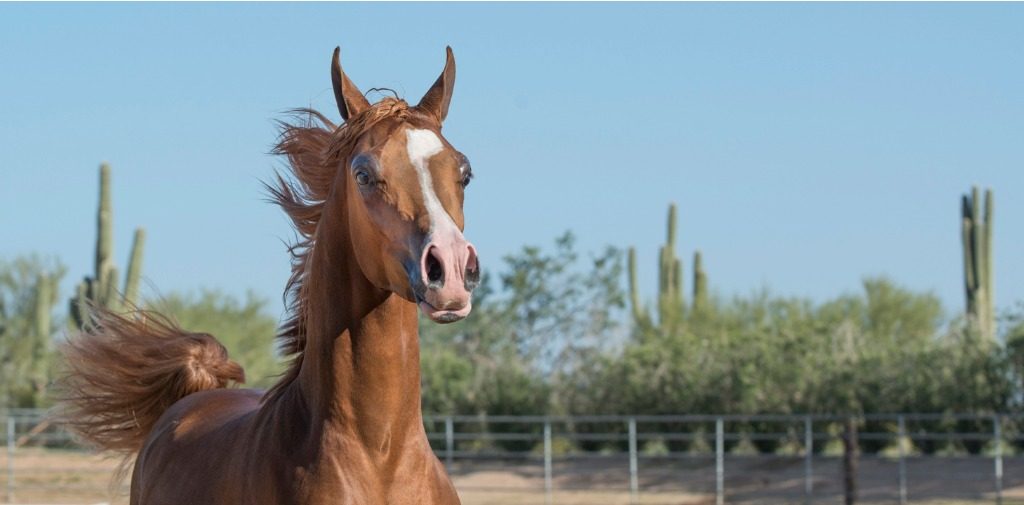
[131,388,263,505]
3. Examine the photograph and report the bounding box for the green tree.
[420,232,625,417]
[813,278,944,414]
[0,255,65,408]
[420,233,625,453]
[1004,302,1024,408]
[419,226,1021,456]
[151,290,282,388]
[600,277,981,416]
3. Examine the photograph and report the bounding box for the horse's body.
[131,297,454,505]
[59,47,476,505]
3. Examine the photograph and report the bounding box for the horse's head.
[331,47,479,324]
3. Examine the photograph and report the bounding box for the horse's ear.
[416,46,456,123]
[332,47,370,122]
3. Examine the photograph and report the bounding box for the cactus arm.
[961,195,975,314]
[96,163,114,283]
[657,246,669,324]
[124,228,146,307]
[983,189,994,335]
[33,275,51,342]
[672,257,682,309]
[655,203,685,327]
[667,204,677,249]
[971,187,983,303]
[70,279,88,329]
[658,246,669,299]
[628,247,650,328]
[693,250,708,313]
[103,267,121,313]
[629,247,640,316]
[960,187,996,340]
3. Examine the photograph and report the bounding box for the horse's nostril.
[464,256,481,291]
[426,249,445,289]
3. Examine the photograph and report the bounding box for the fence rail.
[2,410,1022,504]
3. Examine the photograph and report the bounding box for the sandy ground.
[1,449,1022,504]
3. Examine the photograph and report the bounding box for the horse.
[58,46,479,505]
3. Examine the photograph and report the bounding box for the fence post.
[716,417,724,505]
[843,417,858,505]
[804,415,813,505]
[897,415,907,505]
[628,417,638,505]
[994,415,1003,505]
[544,418,553,505]
[6,415,14,504]
[444,416,454,470]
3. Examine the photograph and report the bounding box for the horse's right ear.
[331,47,370,122]
[417,46,456,123]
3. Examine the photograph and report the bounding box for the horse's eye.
[460,170,473,188]
[355,170,371,187]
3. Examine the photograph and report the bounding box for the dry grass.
[1,449,1022,505]
[0,448,123,504]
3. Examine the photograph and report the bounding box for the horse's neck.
[291,221,424,456]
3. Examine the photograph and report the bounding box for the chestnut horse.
[59,47,478,505]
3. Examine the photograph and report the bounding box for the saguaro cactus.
[69,163,146,329]
[960,187,994,340]
[628,203,693,331]
[33,274,52,345]
[657,204,684,324]
[28,274,55,405]
[628,248,651,328]
[692,250,708,314]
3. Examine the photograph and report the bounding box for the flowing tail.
[57,309,245,461]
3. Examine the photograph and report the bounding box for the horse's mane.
[265,97,410,399]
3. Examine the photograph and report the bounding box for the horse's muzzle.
[415,233,479,323]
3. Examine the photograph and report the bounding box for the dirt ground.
[1,449,1022,505]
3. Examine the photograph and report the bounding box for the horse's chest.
[299,449,458,505]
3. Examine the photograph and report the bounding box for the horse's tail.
[57,308,245,458]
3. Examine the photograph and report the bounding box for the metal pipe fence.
[2,410,1022,504]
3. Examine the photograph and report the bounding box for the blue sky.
[1,3,1021,324]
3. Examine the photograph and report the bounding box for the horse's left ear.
[417,46,456,123]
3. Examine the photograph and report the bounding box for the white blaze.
[406,129,459,236]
